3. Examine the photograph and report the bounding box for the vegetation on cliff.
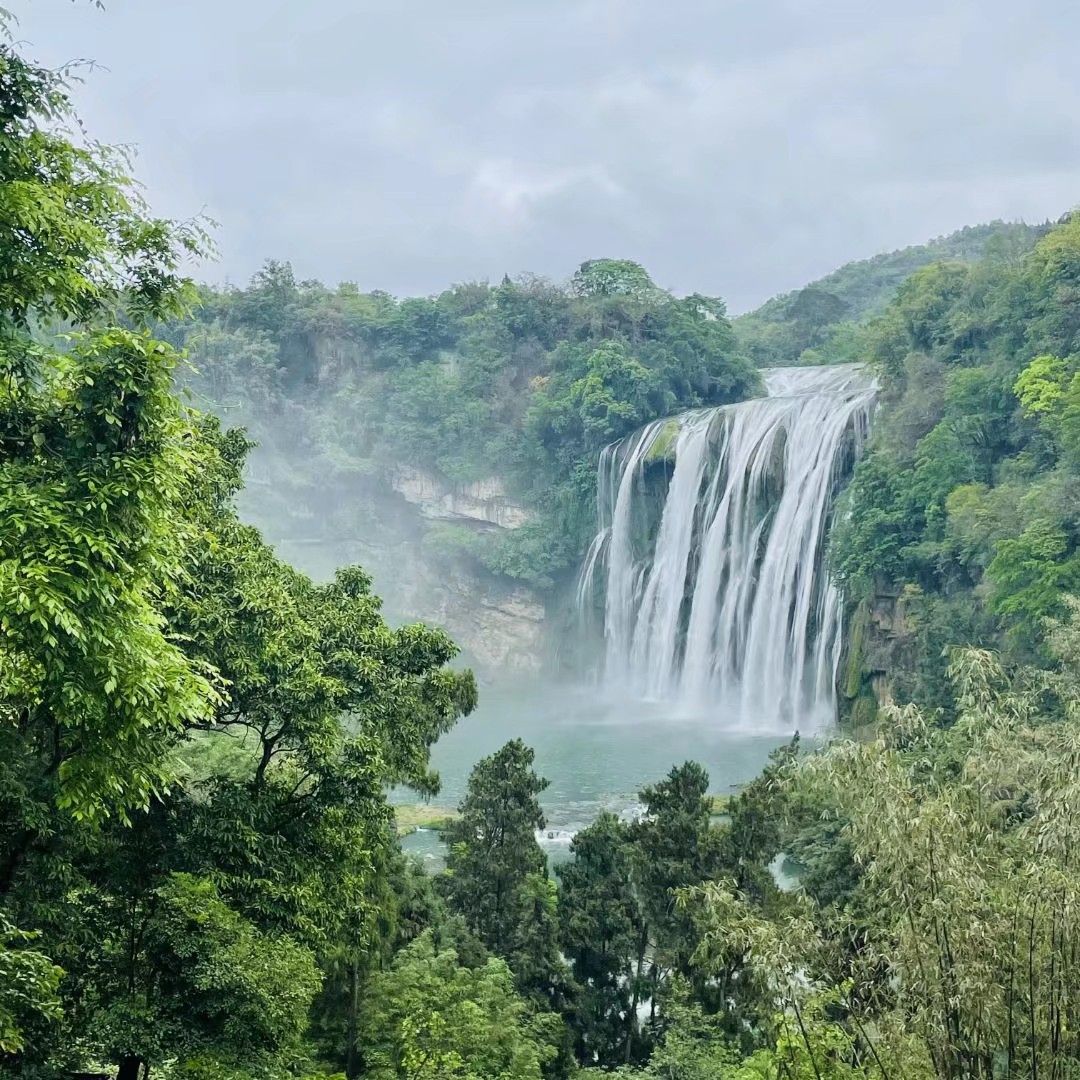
[734,221,1047,368]
[832,213,1080,717]
[166,258,759,589]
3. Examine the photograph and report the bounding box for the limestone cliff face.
[382,468,543,671]
[248,454,547,678]
[278,531,546,677]
[395,562,546,674]
[389,467,533,531]
[839,585,920,726]
[232,332,549,677]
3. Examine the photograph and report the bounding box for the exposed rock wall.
[839,585,920,727]
[396,562,546,673]
[243,452,547,678]
[230,332,548,677]
[389,466,533,530]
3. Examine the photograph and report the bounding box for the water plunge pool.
[394,682,797,869]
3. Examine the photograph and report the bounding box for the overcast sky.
[16,0,1080,313]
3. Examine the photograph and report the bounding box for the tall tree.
[442,739,549,959]
[796,608,1080,1080]
[557,812,645,1067]
[441,739,572,1046]
[633,762,726,988]
[11,424,478,1076]
[0,30,480,1073]
[0,30,210,1055]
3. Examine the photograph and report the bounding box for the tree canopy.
[168,254,759,592]
[834,213,1080,718]
[0,30,476,1077]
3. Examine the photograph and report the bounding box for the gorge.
[407,364,880,869]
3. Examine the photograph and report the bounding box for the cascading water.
[577,365,876,733]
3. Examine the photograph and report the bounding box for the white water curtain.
[578,365,876,732]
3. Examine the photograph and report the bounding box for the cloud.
[464,161,626,231]
[16,0,1080,309]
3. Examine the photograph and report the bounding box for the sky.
[16,0,1080,313]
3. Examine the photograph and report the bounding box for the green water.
[396,683,794,869]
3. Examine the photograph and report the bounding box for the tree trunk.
[345,959,360,1080]
[0,830,32,895]
[117,1056,143,1080]
[625,925,648,1065]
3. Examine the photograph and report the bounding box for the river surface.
[395,682,794,869]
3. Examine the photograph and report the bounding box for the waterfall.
[577,364,876,732]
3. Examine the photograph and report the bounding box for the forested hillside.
[172,219,1050,617]
[735,221,1048,368]
[834,214,1080,720]
[169,260,757,586]
[162,259,758,669]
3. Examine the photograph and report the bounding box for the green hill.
[735,220,1051,366]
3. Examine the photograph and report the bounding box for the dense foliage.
[166,258,759,590]
[432,736,798,1075]
[7,11,1080,1080]
[832,214,1080,718]
[734,221,1046,368]
[425,616,1080,1080]
[0,33,476,1078]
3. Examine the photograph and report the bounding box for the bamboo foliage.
[801,612,1080,1080]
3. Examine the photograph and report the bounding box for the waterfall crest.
[577,364,876,732]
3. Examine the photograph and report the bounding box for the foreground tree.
[632,763,726,998]
[441,741,573,1074]
[795,601,1080,1079]
[0,917,61,1054]
[442,741,558,983]
[0,29,478,1074]
[359,930,557,1080]
[0,30,212,1053]
[95,874,321,1080]
[0,34,212,848]
[170,423,476,943]
[8,424,478,1075]
[557,812,644,1066]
